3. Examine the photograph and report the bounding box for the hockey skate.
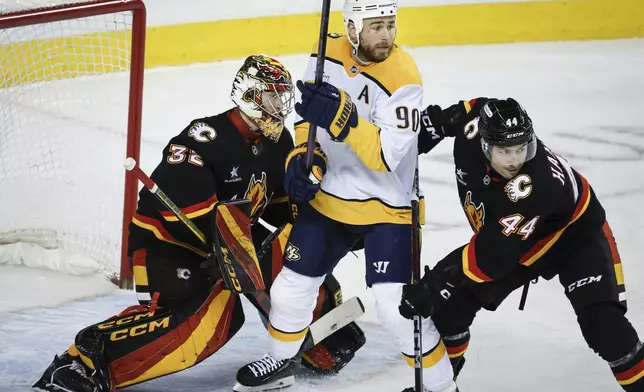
[233,353,300,392]
[32,352,95,392]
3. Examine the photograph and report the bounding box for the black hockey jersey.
[419,98,606,284]
[128,108,294,258]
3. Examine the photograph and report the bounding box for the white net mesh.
[0,1,138,279]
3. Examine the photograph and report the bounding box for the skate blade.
[232,375,294,392]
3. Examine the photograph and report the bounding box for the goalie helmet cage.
[0,0,146,289]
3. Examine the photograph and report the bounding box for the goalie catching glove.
[295,80,358,142]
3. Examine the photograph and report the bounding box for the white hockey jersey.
[294,34,423,225]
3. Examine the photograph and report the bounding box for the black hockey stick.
[518,277,538,310]
[518,282,530,310]
[411,159,424,391]
[304,0,331,170]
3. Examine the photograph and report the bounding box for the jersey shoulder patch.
[186,120,218,143]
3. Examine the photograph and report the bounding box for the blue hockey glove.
[284,154,321,202]
[295,80,358,142]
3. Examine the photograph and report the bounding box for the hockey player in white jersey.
[234,1,457,391]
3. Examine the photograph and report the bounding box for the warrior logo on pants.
[373,261,390,274]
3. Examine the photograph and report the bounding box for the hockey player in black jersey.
[33,55,364,392]
[399,97,644,391]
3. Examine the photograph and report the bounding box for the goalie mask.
[231,55,294,142]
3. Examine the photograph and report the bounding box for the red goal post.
[0,0,146,289]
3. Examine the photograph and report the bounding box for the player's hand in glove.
[418,104,446,154]
[295,80,358,142]
[284,154,321,202]
[419,99,480,154]
[399,265,455,319]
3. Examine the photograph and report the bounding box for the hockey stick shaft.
[411,160,424,391]
[304,0,331,170]
[518,282,530,310]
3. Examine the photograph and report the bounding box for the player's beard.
[358,41,393,63]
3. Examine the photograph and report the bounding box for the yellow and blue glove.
[284,143,327,202]
[295,80,358,142]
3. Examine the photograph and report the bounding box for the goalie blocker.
[33,205,365,392]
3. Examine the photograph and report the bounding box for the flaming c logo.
[244,172,268,220]
[464,191,485,232]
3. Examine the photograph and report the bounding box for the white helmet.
[343,0,398,50]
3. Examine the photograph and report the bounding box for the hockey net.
[0,0,146,288]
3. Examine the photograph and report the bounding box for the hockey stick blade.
[307,296,365,347]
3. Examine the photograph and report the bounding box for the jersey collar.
[228,108,261,144]
[485,164,503,183]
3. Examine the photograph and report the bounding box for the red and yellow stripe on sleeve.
[159,194,219,222]
[461,233,494,283]
[131,213,208,257]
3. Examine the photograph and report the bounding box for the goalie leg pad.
[111,281,243,388]
[38,280,245,390]
[211,199,265,293]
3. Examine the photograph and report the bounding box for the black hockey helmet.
[479,98,534,146]
[478,98,537,162]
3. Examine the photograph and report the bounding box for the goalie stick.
[124,157,364,349]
